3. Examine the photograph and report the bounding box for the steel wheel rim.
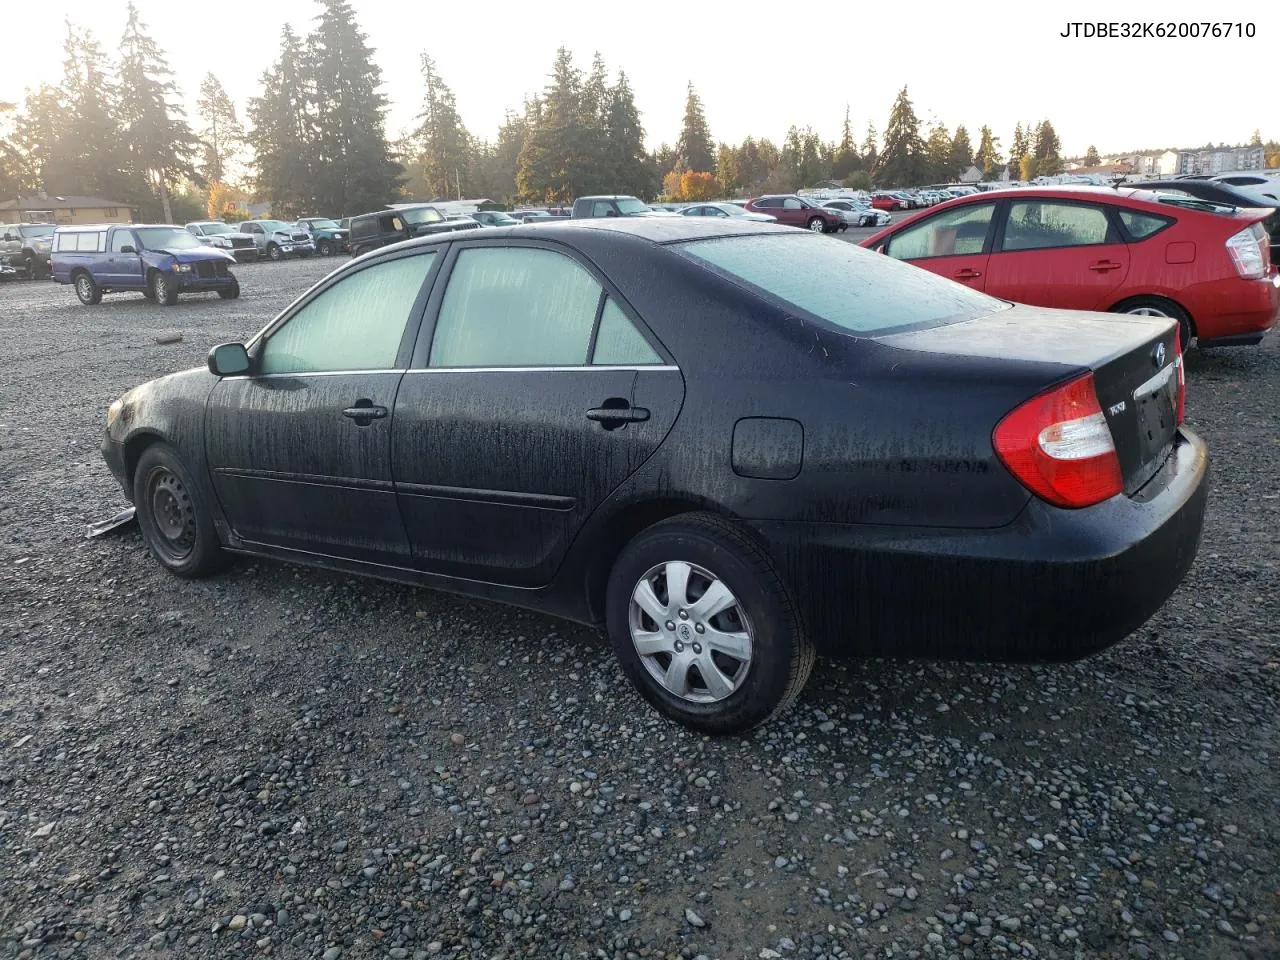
[76,276,92,299]
[628,560,754,704]
[1126,305,1170,317]
[147,468,196,561]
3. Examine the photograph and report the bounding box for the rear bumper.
[753,429,1209,662]
[1185,272,1279,342]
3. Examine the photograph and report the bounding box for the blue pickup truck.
[51,223,239,306]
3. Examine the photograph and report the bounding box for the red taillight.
[1174,328,1186,425]
[993,372,1124,509]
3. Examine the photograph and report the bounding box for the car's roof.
[575,195,640,200]
[57,222,173,230]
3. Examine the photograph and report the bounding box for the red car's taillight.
[1225,224,1267,279]
[992,372,1124,509]
[1174,327,1186,425]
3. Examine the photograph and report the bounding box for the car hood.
[161,247,236,263]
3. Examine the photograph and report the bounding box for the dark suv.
[1,222,57,278]
[347,205,480,257]
[744,195,842,233]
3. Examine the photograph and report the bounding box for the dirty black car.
[100,219,1209,733]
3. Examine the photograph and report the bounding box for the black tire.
[218,276,240,300]
[141,287,156,301]
[25,254,45,280]
[152,270,179,306]
[605,513,815,735]
[1110,296,1193,351]
[73,271,102,305]
[133,442,228,578]
[317,239,333,256]
[267,243,282,262]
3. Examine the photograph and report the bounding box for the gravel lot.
[1,256,1277,960]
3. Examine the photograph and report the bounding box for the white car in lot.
[822,199,879,227]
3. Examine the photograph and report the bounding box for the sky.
[2,0,1277,160]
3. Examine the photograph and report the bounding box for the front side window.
[592,201,615,217]
[430,247,603,367]
[679,233,1006,335]
[887,203,994,261]
[1002,201,1111,251]
[260,254,435,374]
[593,298,662,365]
[783,198,803,209]
[110,230,135,253]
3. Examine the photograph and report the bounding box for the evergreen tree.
[307,0,401,215]
[876,87,925,187]
[197,74,244,186]
[411,55,472,200]
[117,3,197,221]
[1250,129,1262,146]
[477,103,532,204]
[12,83,67,195]
[1084,144,1100,167]
[715,142,739,197]
[675,82,715,173]
[925,124,952,182]
[604,71,649,197]
[1009,123,1029,179]
[861,123,878,176]
[974,125,1002,180]
[517,48,590,202]
[1033,119,1062,176]
[949,125,972,177]
[832,105,859,179]
[248,25,315,217]
[0,101,27,198]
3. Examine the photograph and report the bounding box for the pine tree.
[1250,129,1262,147]
[974,125,1002,180]
[925,124,952,183]
[1033,120,1062,176]
[411,55,472,200]
[12,84,66,195]
[861,123,878,176]
[949,125,972,177]
[1084,144,1100,167]
[1009,123,1028,179]
[197,74,244,187]
[876,87,924,187]
[117,3,197,221]
[307,0,401,215]
[517,48,590,202]
[675,82,715,173]
[248,25,315,217]
[832,105,859,179]
[604,71,649,198]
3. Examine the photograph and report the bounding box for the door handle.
[587,405,650,424]
[342,403,388,423]
[954,268,982,279]
[1089,260,1123,272]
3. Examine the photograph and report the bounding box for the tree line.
[0,2,1115,219]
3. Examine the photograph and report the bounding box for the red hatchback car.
[860,186,1280,348]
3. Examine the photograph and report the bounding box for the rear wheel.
[73,271,102,305]
[1112,297,1192,351]
[152,271,179,306]
[806,217,825,233]
[133,443,228,578]
[606,513,814,735]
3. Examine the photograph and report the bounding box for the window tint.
[593,299,662,365]
[755,198,777,209]
[110,230,134,253]
[1117,209,1171,240]
[592,201,614,217]
[378,215,403,234]
[430,247,602,367]
[260,254,434,374]
[350,217,372,239]
[1002,201,1110,251]
[679,233,1005,334]
[887,203,994,260]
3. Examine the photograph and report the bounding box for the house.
[959,165,983,183]
[0,195,132,225]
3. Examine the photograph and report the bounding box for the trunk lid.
[881,304,1181,495]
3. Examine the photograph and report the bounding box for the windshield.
[197,222,234,235]
[23,224,56,237]
[677,233,1006,335]
[258,220,292,232]
[135,227,204,250]
[305,218,341,229]
[616,198,650,215]
[400,206,444,225]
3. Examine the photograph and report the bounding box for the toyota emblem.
[1152,342,1166,368]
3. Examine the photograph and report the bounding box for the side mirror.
[208,342,251,377]
[120,245,136,254]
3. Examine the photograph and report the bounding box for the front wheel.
[218,277,240,300]
[133,443,228,578]
[152,271,179,306]
[267,243,282,262]
[606,513,814,735]
[74,272,102,305]
[316,239,333,256]
[806,217,825,233]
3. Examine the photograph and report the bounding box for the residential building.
[0,195,132,225]
[1177,145,1267,176]
[959,165,984,184]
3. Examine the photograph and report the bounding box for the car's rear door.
[391,239,684,587]
[983,198,1131,311]
[204,248,441,565]
[878,200,997,290]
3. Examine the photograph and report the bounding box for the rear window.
[677,233,1007,334]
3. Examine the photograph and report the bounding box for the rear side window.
[593,298,662,365]
[1002,201,1110,251]
[679,233,1006,334]
[260,253,435,374]
[1117,209,1172,240]
[887,203,994,260]
[430,247,603,367]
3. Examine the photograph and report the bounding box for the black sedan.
[101,218,1209,733]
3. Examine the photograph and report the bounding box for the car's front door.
[982,199,1131,311]
[880,201,997,290]
[106,228,143,288]
[205,249,441,565]
[391,240,684,586]
[778,197,806,227]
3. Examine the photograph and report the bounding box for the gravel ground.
[1,258,1277,960]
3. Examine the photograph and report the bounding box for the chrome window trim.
[218,364,681,381]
